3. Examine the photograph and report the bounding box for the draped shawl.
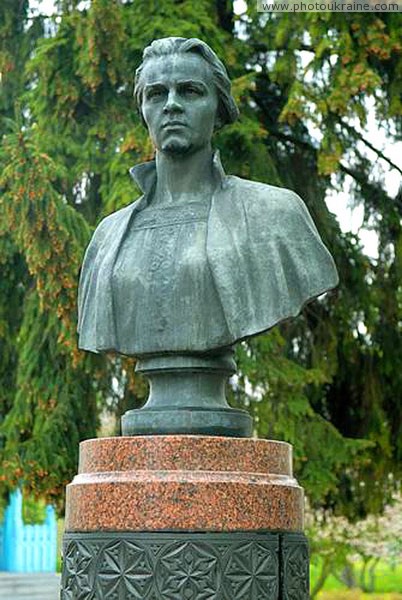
[77,153,338,355]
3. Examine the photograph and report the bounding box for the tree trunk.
[338,563,357,588]
[359,557,370,592]
[366,557,380,593]
[310,558,332,599]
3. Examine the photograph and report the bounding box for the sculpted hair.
[134,37,239,128]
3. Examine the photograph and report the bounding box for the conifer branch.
[339,120,402,177]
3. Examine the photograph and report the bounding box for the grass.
[311,560,402,595]
[317,594,402,600]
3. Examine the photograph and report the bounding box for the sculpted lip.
[162,121,187,128]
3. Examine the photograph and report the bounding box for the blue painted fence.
[0,489,57,572]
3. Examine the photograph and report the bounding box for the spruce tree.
[0,1,400,519]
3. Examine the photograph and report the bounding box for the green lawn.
[311,560,402,594]
[317,593,402,600]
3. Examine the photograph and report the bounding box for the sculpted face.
[140,53,219,156]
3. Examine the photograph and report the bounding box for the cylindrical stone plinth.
[61,436,309,599]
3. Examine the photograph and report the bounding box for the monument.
[61,37,338,599]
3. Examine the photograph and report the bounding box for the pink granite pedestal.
[61,436,309,599]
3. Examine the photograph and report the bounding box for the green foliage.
[308,494,402,594]
[0,1,400,521]
[22,493,47,525]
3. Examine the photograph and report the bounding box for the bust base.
[121,405,253,437]
[121,351,253,437]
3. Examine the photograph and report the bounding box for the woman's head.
[134,37,239,130]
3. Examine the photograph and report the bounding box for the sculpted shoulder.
[226,175,313,233]
[228,175,304,210]
[89,199,140,248]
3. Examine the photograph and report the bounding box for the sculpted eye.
[181,85,203,96]
[146,88,165,100]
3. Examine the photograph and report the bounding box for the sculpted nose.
[163,90,183,113]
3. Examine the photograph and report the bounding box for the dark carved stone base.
[61,531,309,599]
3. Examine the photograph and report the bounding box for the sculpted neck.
[154,146,215,205]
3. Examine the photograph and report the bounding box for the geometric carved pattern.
[62,540,99,600]
[96,540,153,599]
[156,542,220,599]
[61,531,308,599]
[224,542,278,598]
[282,534,310,600]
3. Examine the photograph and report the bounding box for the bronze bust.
[77,37,338,436]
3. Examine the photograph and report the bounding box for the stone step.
[0,572,60,599]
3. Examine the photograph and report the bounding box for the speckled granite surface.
[78,435,292,475]
[65,436,304,533]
